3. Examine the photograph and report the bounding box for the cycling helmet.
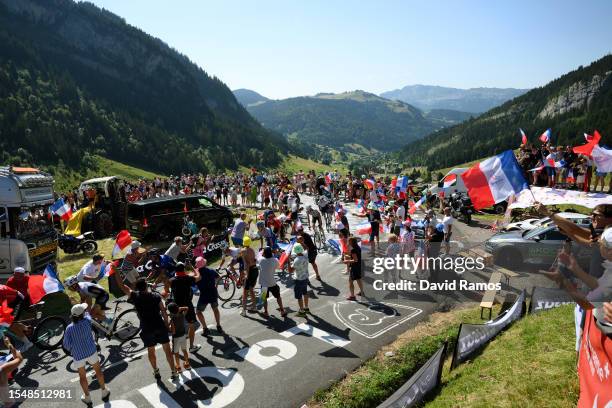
[64,275,79,287]
[256,221,265,229]
[148,248,160,256]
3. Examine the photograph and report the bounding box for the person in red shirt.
[6,267,29,306]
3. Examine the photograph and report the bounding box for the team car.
[503,212,590,232]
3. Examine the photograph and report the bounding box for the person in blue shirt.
[63,303,110,405]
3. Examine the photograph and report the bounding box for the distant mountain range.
[233,90,472,153]
[0,0,290,175]
[381,85,529,113]
[399,55,612,170]
[233,88,269,107]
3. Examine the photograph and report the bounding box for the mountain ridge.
[0,0,290,174]
[381,84,529,113]
[238,90,467,154]
[398,55,612,170]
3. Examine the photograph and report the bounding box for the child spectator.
[288,243,310,317]
[167,302,190,373]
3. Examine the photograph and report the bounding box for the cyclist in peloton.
[64,276,111,323]
[305,205,323,231]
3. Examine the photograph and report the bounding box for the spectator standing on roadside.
[116,277,177,380]
[258,246,287,318]
[194,257,224,336]
[167,303,191,373]
[344,237,365,301]
[63,303,110,405]
[0,337,23,407]
[442,207,454,256]
[169,263,201,352]
[288,243,310,317]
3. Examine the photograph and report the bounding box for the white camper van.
[0,166,57,278]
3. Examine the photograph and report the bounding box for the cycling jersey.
[77,282,107,299]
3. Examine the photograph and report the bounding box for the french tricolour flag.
[520,128,527,145]
[539,128,551,144]
[408,196,426,215]
[395,176,408,192]
[364,179,376,190]
[112,230,133,258]
[28,264,64,305]
[443,174,457,189]
[278,239,295,269]
[50,198,72,221]
[461,150,528,210]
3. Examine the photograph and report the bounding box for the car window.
[542,229,566,241]
[198,198,213,208]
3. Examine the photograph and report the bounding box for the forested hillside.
[400,55,612,170]
[0,0,290,175]
[244,90,464,153]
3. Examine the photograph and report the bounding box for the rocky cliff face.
[538,71,611,119]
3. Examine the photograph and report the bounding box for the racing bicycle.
[313,224,326,250]
[63,300,140,356]
[216,267,243,301]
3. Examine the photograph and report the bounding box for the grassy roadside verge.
[309,304,577,408]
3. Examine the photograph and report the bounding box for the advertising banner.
[377,342,447,408]
[451,290,525,369]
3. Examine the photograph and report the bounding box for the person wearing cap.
[288,243,310,317]
[6,267,29,308]
[77,254,105,283]
[64,276,110,323]
[120,241,146,288]
[194,257,224,336]
[169,262,201,352]
[239,236,259,317]
[63,303,110,405]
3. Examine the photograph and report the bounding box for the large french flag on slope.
[50,198,72,221]
[461,150,529,210]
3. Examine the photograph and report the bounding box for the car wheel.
[493,203,506,214]
[158,226,173,242]
[220,217,230,230]
[495,247,522,269]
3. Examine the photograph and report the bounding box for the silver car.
[484,225,591,268]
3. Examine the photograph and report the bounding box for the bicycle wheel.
[113,309,141,341]
[217,274,236,301]
[32,316,67,350]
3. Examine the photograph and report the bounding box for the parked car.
[503,212,590,232]
[484,225,591,268]
[127,195,233,241]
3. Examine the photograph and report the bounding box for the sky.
[86,0,612,99]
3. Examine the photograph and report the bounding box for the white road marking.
[333,301,422,339]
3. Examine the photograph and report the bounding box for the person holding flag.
[77,254,106,283]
